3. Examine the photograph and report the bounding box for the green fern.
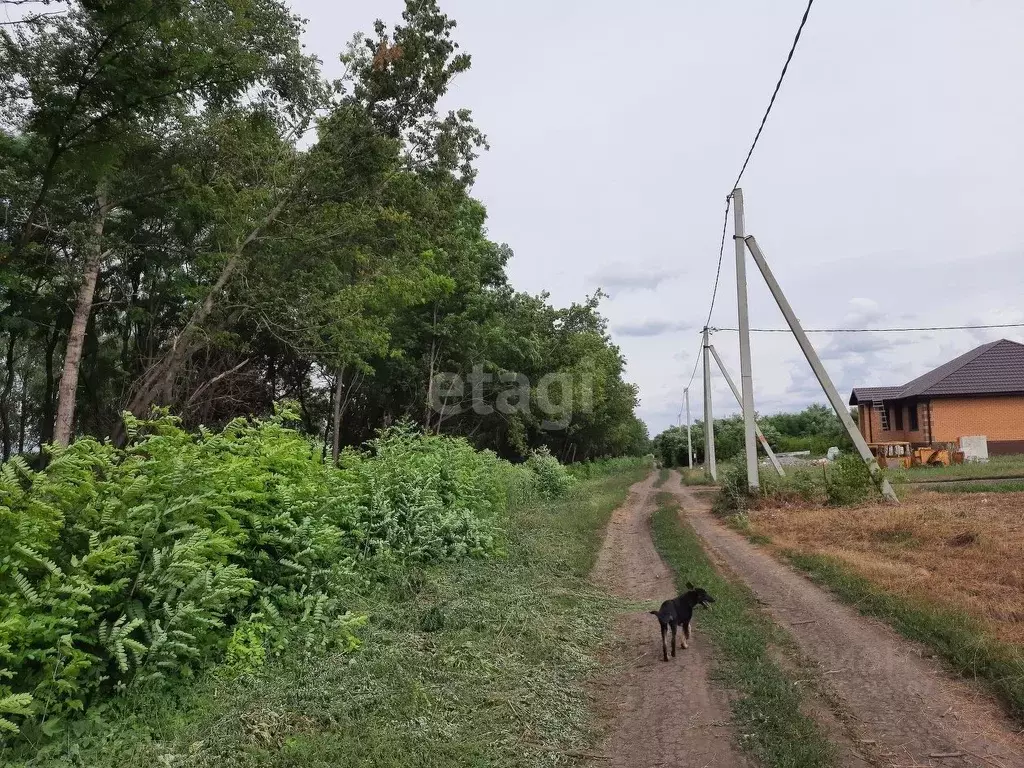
[0,412,513,745]
[0,692,33,734]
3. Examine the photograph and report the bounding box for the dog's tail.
[648,611,660,617]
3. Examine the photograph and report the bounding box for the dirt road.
[667,471,1024,768]
[589,474,751,768]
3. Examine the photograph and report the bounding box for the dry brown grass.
[748,490,1024,644]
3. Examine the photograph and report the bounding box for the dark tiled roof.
[849,386,903,405]
[848,339,1024,405]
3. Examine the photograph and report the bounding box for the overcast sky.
[293,0,1024,436]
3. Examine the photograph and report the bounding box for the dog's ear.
[685,581,695,590]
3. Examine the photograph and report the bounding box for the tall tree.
[1,0,320,444]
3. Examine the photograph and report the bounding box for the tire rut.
[588,474,752,768]
[668,471,1024,768]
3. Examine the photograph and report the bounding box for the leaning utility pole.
[702,327,717,481]
[732,188,759,491]
[709,344,785,477]
[684,387,693,469]
[744,235,898,502]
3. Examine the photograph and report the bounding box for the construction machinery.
[867,441,963,469]
[917,448,962,466]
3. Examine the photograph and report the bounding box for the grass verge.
[782,550,1024,722]
[654,468,669,487]
[678,466,713,485]
[649,492,836,768]
[11,468,648,768]
[924,480,1024,493]
[889,455,1024,483]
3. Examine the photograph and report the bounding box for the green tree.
[1,0,320,445]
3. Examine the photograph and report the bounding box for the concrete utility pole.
[685,387,693,469]
[732,188,759,491]
[744,235,898,502]
[708,344,785,477]
[702,327,717,481]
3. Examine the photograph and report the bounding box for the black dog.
[649,583,715,661]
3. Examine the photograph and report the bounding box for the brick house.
[849,339,1024,456]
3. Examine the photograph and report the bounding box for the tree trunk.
[17,354,28,454]
[424,304,440,432]
[126,196,289,420]
[39,325,60,448]
[331,365,345,464]
[1,333,17,460]
[54,194,109,447]
[267,353,277,407]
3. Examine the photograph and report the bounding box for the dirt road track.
[590,474,751,768]
[668,471,1024,768]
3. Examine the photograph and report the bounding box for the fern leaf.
[11,571,39,604]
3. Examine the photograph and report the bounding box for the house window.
[894,406,903,430]
[909,404,919,432]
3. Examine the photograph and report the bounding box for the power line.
[679,0,816,420]
[679,195,730,417]
[731,0,816,191]
[701,196,733,332]
[709,323,1024,334]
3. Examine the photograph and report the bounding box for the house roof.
[848,339,1024,405]
[849,386,904,405]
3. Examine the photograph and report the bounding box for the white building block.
[959,435,989,463]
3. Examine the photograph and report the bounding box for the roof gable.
[848,339,1024,404]
[904,338,1024,397]
[850,386,903,405]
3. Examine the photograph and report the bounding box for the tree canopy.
[0,0,647,463]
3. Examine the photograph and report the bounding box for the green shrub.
[715,453,879,514]
[0,413,509,742]
[716,460,755,513]
[759,466,823,505]
[567,455,651,481]
[525,447,575,499]
[824,454,876,506]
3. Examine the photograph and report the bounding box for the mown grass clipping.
[649,491,836,768]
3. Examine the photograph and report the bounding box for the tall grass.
[0,409,609,751]
[716,454,878,514]
[890,454,1024,483]
[9,464,648,767]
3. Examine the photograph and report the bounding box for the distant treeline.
[652,404,856,466]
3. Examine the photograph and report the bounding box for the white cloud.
[613,319,692,338]
[842,297,886,327]
[591,264,681,293]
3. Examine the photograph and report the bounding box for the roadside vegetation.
[739,492,1024,721]
[889,455,1024,484]
[926,479,1024,493]
[650,492,836,768]
[652,404,856,466]
[676,467,709,485]
[0,409,648,763]
[714,454,879,514]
